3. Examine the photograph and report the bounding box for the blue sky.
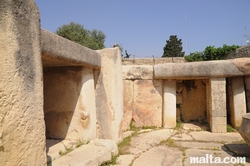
[35,0,250,58]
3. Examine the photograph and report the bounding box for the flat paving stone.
[190,131,244,143]
[132,145,182,166]
[48,128,250,166]
[129,129,175,155]
[171,132,194,141]
[114,155,135,166]
[176,141,224,150]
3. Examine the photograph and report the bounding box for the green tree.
[56,22,106,50]
[185,44,240,62]
[162,35,184,57]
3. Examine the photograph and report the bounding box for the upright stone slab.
[0,0,46,165]
[163,80,176,128]
[206,78,227,133]
[244,76,250,113]
[123,80,133,131]
[133,80,163,127]
[44,67,96,141]
[181,80,206,122]
[227,77,246,128]
[95,48,123,143]
[73,68,97,141]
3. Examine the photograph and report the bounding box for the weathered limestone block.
[122,65,153,80]
[206,78,227,133]
[95,48,123,143]
[44,67,96,141]
[163,80,176,128]
[232,58,250,75]
[244,76,250,113]
[133,80,162,127]
[227,77,246,128]
[41,29,101,68]
[122,57,185,65]
[123,80,134,131]
[239,113,250,147]
[0,0,46,165]
[182,80,206,122]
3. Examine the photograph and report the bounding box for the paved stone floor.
[115,123,250,166]
[47,123,250,166]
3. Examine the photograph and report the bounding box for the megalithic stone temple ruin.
[1,0,250,165]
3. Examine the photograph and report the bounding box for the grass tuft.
[227,124,235,132]
[141,126,157,130]
[100,154,119,166]
[59,146,74,156]
[174,121,183,130]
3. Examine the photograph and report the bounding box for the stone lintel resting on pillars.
[207,78,227,133]
[163,80,176,128]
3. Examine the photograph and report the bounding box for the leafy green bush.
[185,44,240,62]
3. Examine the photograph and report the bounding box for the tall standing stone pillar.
[207,78,227,133]
[0,0,46,165]
[244,76,250,113]
[95,48,123,143]
[163,80,176,128]
[227,77,246,128]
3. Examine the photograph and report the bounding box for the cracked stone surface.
[115,124,250,166]
[47,123,250,166]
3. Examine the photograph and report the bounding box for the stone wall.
[122,58,250,133]
[122,65,162,130]
[224,45,250,59]
[122,57,185,65]
[122,64,208,131]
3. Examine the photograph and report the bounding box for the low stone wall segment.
[225,45,250,59]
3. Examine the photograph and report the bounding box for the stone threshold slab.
[48,139,118,166]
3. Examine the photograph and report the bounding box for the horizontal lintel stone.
[41,29,101,69]
[154,58,250,79]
